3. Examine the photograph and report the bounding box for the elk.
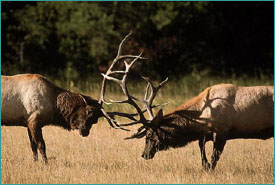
[88,32,273,170]
[1,32,142,163]
[122,83,274,171]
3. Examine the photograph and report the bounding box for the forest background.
[2,1,274,84]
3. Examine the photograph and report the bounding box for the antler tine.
[124,52,142,72]
[124,125,147,140]
[107,111,138,121]
[140,76,169,120]
[144,83,150,101]
[101,73,121,84]
[100,108,130,131]
[116,31,132,58]
[106,102,168,125]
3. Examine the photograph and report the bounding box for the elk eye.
[88,111,94,117]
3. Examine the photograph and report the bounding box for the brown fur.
[170,87,210,112]
[1,74,103,163]
[141,84,274,171]
[56,92,101,128]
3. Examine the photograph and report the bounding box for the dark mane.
[57,92,85,119]
[54,91,102,130]
[158,110,205,149]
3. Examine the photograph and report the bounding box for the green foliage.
[151,3,179,30]
[2,2,273,81]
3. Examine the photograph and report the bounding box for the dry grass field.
[1,123,274,184]
[1,75,274,184]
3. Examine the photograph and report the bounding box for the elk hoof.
[202,162,211,172]
[33,156,38,162]
[43,158,48,164]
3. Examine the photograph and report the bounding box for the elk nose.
[141,154,149,160]
[79,129,89,137]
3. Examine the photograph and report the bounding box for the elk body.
[130,84,274,171]
[1,74,104,162]
[1,73,130,163]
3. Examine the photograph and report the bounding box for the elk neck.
[158,110,208,148]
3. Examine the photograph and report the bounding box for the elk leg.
[210,133,226,170]
[28,118,48,163]
[199,136,210,171]
[35,127,48,163]
[27,127,38,161]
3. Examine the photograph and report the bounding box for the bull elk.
[120,83,274,171]
[1,32,142,163]
[101,47,274,171]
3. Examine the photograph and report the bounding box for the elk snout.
[79,128,90,137]
[141,153,154,160]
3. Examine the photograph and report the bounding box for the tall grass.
[1,74,274,184]
[54,72,274,112]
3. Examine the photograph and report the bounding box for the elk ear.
[152,109,163,127]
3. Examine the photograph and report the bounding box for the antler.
[98,31,168,131]
[139,76,168,120]
[99,31,138,105]
[103,56,169,127]
[98,31,146,130]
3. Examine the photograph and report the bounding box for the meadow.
[1,74,274,184]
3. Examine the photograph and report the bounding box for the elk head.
[77,95,103,137]
[70,104,98,137]
[140,109,166,159]
[57,92,103,137]
[125,109,171,160]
